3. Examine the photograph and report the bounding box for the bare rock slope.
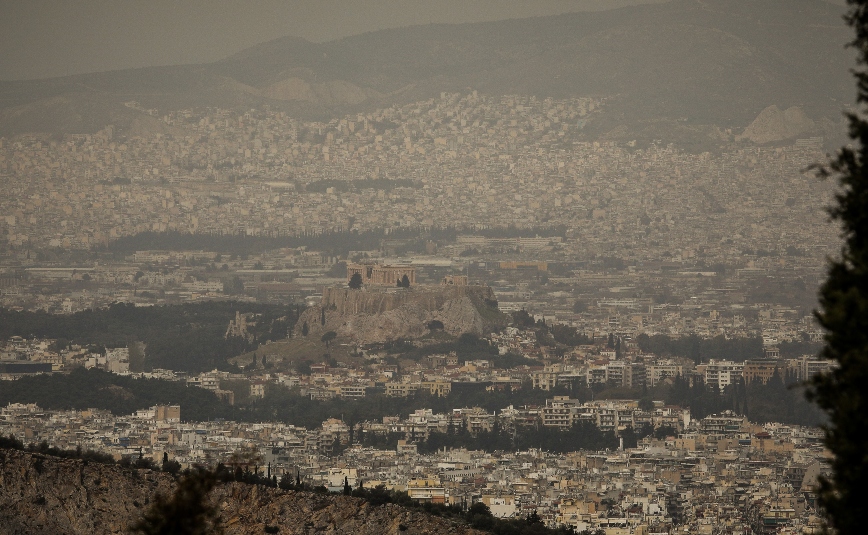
[738,105,816,144]
[0,448,480,535]
[296,285,508,344]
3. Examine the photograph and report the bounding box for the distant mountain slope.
[0,0,853,137]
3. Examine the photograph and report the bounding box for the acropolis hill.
[295,266,506,344]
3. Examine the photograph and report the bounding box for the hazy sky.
[0,0,677,81]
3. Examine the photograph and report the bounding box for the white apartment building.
[702,359,744,390]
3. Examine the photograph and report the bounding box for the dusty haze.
[0,0,675,80]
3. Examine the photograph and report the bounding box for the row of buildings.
[0,401,828,534]
[0,92,837,274]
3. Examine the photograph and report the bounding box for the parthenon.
[346,263,417,286]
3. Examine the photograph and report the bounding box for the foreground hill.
[0,0,852,138]
[0,448,481,535]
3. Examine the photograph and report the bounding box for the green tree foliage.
[0,368,234,422]
[130,469,223,535]
[572,300,588,314]
[0,302,299,373]
[550,324,592,347]
[161,452,181,476]
[661,373,823,425]
[511,310,536,329]
[222,275,245,295]
[638,397,654,411]
[807,2,868,532]
[326,261,348,278]
[348,273,363,289]
[0,367,825,433]
[346,484,576,535]
[490,352,541,369]
[105,226,565,257]
[467,502,496,530]
[635,333,763,363]
[777,339,823,358]
[321,331,337,348]
[381,333,499,361]
[418,420,619,454]
[0,437,117,466]
[0,361,829,437]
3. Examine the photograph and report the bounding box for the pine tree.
[348,273,363,289]
[131,469,223,535]
[321,331,336,348]
[808,2,868,533]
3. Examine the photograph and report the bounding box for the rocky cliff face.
[0,449,482,535]
[0,449,173,534]
[295,285,507,344]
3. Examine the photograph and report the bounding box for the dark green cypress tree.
[809,2,868,533]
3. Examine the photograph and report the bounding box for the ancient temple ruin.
[346,263,417,286]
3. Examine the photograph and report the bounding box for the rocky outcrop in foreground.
[0,449,481,535]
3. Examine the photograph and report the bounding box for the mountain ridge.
[0,0,853,139]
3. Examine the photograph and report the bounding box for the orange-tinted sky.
[0,0,676,80]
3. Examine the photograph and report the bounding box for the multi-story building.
[742,359,784,385]
[541,396,581,428]
[532,364,562,390]
[797,356,835,381]
[701,359,744,390]
[646,361,683,387]
[385,382,420,397]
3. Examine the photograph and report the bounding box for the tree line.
[0,367,825,438]
[100,225,568,257]
[0,301,299,372]
[663,373,824,426]
[0,368,235,422]
[635,333,764,363]
[0,436,578,535]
